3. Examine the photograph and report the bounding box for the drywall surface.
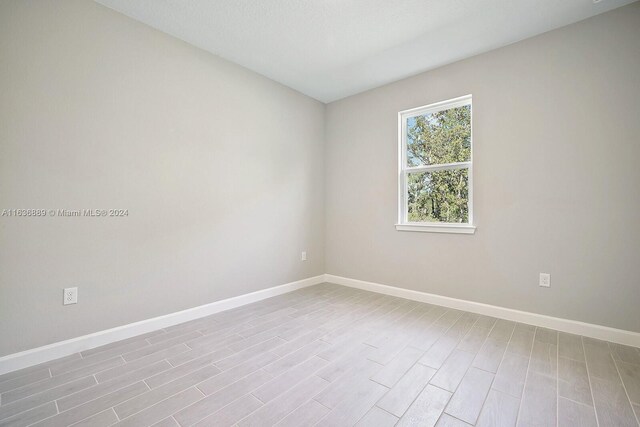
[325,3,640,332]
[0,0,325,356]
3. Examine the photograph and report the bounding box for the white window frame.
[396,94,476,234]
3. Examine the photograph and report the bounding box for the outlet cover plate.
[63,287,78,305]
[539,273,551,288]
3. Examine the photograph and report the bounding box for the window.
[396,95,475,234]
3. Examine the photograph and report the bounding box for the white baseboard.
[324,274,640,348]
[0,275,324,376]
[2,273,637,376]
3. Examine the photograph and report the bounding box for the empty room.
[1,0,639,426]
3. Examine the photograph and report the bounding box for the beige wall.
[0,0,325,356]
[1,0,639,358]
[325,3,640,333]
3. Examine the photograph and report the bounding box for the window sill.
[395,223,476,234]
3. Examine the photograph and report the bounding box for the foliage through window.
[398,95,473,231]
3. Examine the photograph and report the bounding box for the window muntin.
[398,95,473,230]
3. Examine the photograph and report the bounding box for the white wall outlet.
[63,287,78,305]
[539,273,551,288]
[301,251,307,261]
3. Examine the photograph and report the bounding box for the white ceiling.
[95,0,636,103]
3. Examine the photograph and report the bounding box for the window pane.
[406,104,471,167]
[407,168,469,223]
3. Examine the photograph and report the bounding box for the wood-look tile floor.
[1,283,639,427]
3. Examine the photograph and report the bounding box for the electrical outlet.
[301,251,307,261]
[539,273,550,288]
[63,287,78,305]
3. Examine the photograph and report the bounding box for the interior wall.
[0,0,325,356]
[325,3,640,333]
[1,0,638,359]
